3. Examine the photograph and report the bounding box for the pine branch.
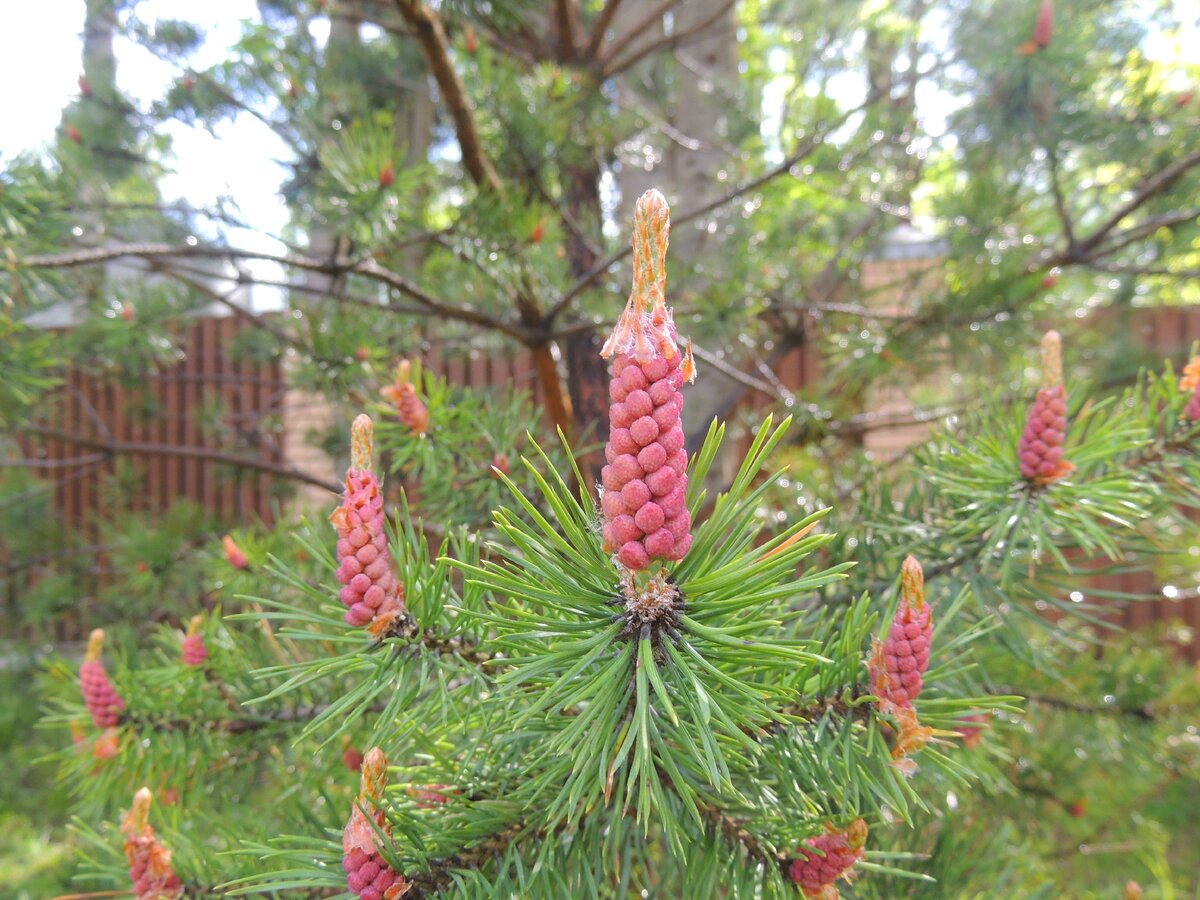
[17,423,340,493]
[595,0,683,75]
[405,823,527,898]
[699,804,783,875]
[1013,691,1157,722]
[19,243,527,340]
[1066,148,1200,261]
[119,702,340,735]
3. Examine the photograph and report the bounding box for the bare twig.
[20,242,527,340]
[585,0,625,57]
[601,0,738,79]
[19,423,341,494]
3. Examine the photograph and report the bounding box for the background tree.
[1,0,1198,896]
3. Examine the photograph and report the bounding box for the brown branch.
[394,0,503,193]
[0,452,108,470]
[20,242,527,340]
[1084,207,1200,260]
[1004,691,1157,722]
[1083,261,1200,278]
[19,423,341,494]
[690,343,791,403]
[596,0,683,75]
[585,0,625,58]
[699,804,783,874]
[552,0,580,61]
[405,824,527,898]
[1068,148,1200,259]
[601,0,738,79]
[1045,144,1076,249]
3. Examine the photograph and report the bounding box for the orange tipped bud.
[899,554,925,612]
[222,535,248,570]
[350,414,375,471]
[530,223,545,244]
[85,628,105,664]
[66,125,82,144]
[465,26,478,54]
[378,162,395,188]
[93,728,121,760]
[121,787,183,899]
[1041,330,1063,388]
[1179,356,1200,393]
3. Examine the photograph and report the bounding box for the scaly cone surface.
[121,787,183,900]
[869,555,932,711]
[330,415,410,636]
[1019,330,1074,484]
[80,628,125,728]
[599,189,696,571]
[787,819,868,899]
[342,747,410,900]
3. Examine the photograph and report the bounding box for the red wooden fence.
[12,304,1199,653]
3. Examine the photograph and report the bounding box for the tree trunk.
[667,0,738,264]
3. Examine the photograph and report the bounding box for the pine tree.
[3,1,1200,895]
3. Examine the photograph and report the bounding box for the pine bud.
[222,534,248,569]
[1018,330,1074,484]
[869,556,932,712]
[329,415,409,634]
[957,712,990,749]
[121,787,184,900]
[600,190,695,570]
[181,615,207,666]
[1186,385,1200,422]
[343,748,409,900]
[1124,881,1143,900]
[407,784,453,808]
[343,747,365,772]
[787,819,868,899]
[490,452,510,477]
[380,360,429,436]
[93,727,121,761]
[80,629,125,728]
